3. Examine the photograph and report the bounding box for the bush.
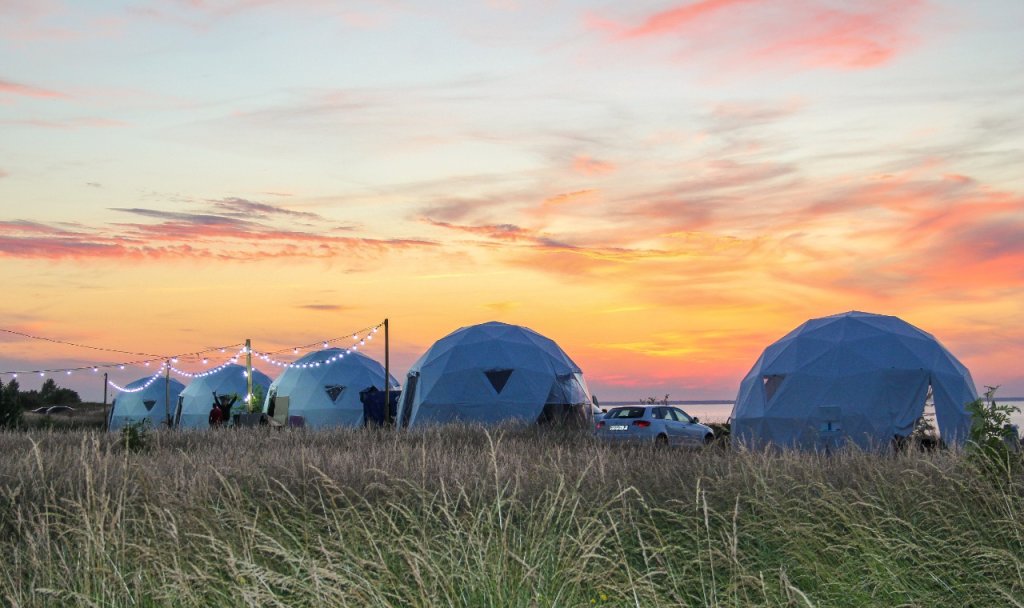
[119,419,152,453]
[0,378,22,429]
[966,386,1022,475]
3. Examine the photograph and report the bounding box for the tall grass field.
[1,426,1022,607]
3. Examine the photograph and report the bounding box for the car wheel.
[703,434,714,446]
[655,434,668,447]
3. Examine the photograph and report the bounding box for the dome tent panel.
[109,376,186,431]
[400,321,592,428]
[262,349,398,429]
[731,311,977,450]
[175,364,272,429]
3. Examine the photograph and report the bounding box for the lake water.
[600,400,1024,430]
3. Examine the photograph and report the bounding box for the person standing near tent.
[218,393,238,426]
[208,399,223,428]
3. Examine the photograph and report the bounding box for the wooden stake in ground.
[246,338,253,414]
[102,372,109,432]
[164,362,172,428]
[384,318,390,426]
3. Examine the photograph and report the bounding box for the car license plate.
[609,424,628,431]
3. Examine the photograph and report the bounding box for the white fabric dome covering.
[731,311,977,450]
[174,364,272,429]
[397,321,595,428]
[261,349,398,428]
[108,376,185,431]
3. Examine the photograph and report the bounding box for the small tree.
[2,378,19,409]
[39,378,58,404]
[248,384,265,414]
[640,394,670,406]
[0,379,23,429]
[966,386,1022,474]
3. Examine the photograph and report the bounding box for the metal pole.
[164,362,171,428]
[102,372,109,432]
[245,338,253,413]
[384,318,390,426]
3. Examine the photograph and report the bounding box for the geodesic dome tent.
[174,364,272,429]
[261,349,399,428]
[731,311,977,450]
[397,321,595,428]
[108,376,185,431]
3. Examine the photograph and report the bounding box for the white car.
[595,405,714,447]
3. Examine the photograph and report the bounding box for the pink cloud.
[0,78,66,99]
[3,117,127,129]
[572,155,616,176]
[590,0,926,72]
[0,204,437,262]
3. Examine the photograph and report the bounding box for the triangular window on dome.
[762,375,784,402]
[484,369,513,394]
[325,385,346,403]
[143,400,157,412]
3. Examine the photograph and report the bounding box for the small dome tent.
[397,321,595,428]
[261,349,399,428]
[108,376,186,431]
[174,364,272,429]
[731,311,977,450]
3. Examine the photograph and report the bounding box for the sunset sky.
[2,0,1023,402]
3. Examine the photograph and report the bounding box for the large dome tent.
[731,311,977,450]
[397,321,596,428]
[108,375,186,431]
[261,348,399,428]
[174,364,272,429]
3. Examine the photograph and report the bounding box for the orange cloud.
[572,155,616,176]
[590,0,926,72]
[541,189,599,208]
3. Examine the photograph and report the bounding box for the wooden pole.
[245,338,253,414]
[384,318,390,426]
[164,362,172,428]
[102,372,109,432]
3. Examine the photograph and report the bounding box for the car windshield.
[606,407,646,419]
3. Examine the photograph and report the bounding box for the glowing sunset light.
[1,0,1022,403]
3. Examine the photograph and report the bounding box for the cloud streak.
[0,78,67,99]
[589,0,926,72]
[0,200,436,262]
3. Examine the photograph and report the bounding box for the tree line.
[0,378,82,429]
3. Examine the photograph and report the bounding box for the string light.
[108,363,168,393]
[168,348,246,379]
[1,321,386,384]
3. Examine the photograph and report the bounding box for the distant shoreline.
[600,397,1024,406]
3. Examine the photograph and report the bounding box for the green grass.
[20,402,108,431]
[0,425,1021,607]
